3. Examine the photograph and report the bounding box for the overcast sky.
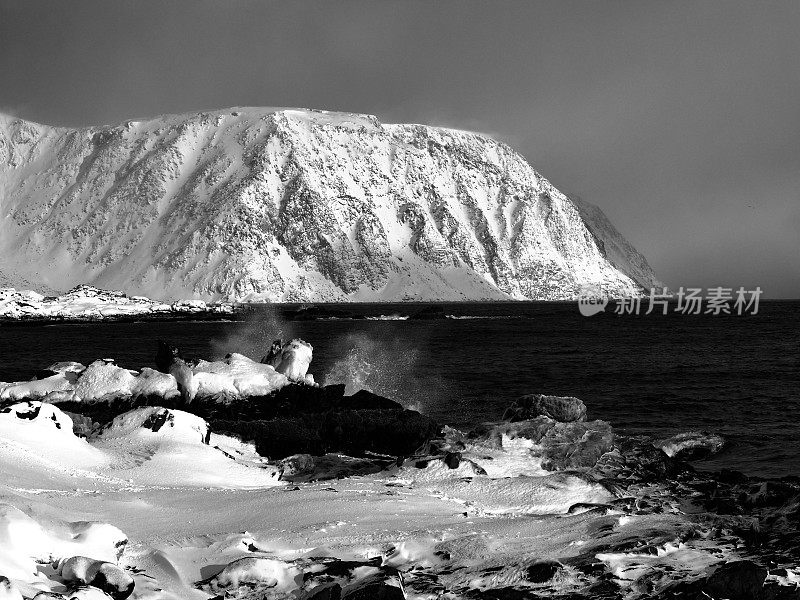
[1,0,798,297]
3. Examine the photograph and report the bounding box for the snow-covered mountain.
[0,108,661,301]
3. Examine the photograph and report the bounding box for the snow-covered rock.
[203,557,303,596]
[0,108,661,301]
[97,407,209,445]
[193,352,291,396]
[0,401,105,468]
[262,339,314,381]
[56,556,134,600]
[74,361,138,402]
[0,285,233,321]
[91,407,283,487]
[0,504,127,582]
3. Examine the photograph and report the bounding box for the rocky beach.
[0,340,797,599]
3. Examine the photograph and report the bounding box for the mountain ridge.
[0,107,661,301]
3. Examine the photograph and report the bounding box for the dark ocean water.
[1,301,798,478]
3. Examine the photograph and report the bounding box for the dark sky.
[2,1,798,297]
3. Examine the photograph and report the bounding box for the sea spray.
[210,307,296,362]
[321,331,451,414]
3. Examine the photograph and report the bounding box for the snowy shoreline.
[0,343,798,598]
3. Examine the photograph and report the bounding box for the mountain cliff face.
[0,108,660,301]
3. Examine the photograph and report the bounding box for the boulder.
[539,420,614,470]
[655,431,725,461]
[215,407,438,459]
[342,576,404,599]
[502,394,587,423]
[468,417,556,448]
[525,560,561,583]
[703,561,767,600]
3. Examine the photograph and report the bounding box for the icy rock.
[74,361,137,402]
[56,556,134,600]
[502,394,587,423]
[655,431,725,461]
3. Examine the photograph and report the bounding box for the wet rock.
[525,560,561,583]
[540,420,614,470]
[215,408,438,459]
[62,411,99,437]
[302,584,342,599]
[280,453,316,477]
[342,576,404,599]
[502,394,587,423]
[704,560,768,600]
[467,417,555,448]
[655,431,725,461]
[444,451,461,469]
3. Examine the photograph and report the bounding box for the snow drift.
[0,108,661,301]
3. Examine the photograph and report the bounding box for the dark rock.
[142,408,174,433]
[155,340,181,373]
[62,411,99,437]
[540,420,614,470]
[444,451,461,469]
[655,431,725,461]
[5,401,42,420]
[704,560,768,600]
[342,576,404,599]
[214,408,438,460]
[502,394,587,423]
[718,468,749,485]
[302,583,342,599]
[467,417,555,448]
[261,339,284,366]
[280,454,316,477]
[593,437,686,484]
[525,560,561,583]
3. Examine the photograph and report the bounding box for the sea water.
[1,300,798,477]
